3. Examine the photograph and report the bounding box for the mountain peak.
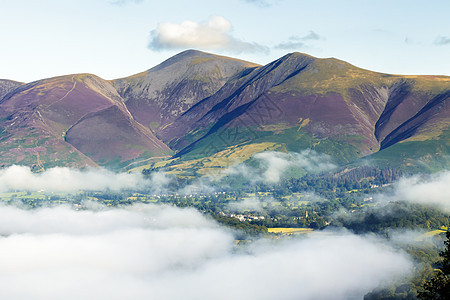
[112,49,260,133]
[162,49,213,63]
[1,51,448,172]
[287,52,317,59]
[284,52,355,70]
[0,79,23,101]
[175,49,212,57]
[149,49,259,73]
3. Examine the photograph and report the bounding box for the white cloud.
[227,197,265,212]
[391,171,450,210]
[0,152,334,196]
[241,0,272,7]
[225,150,336,184]
[0,204,412,300]
[147,171,172,194]
[0,165,169,193]
[274,31,324,50]
[167,150,335,194]
[386,229,432,247]
[332,170,450,231]
[255,151,292,183]
[434,36,450,46]
[149,15,269,54]
[110,0,143,6]
[302,31,322,41]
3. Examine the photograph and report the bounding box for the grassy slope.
[166,54,449,175]
[166,56,383,173]
[146,125,359,178]
[360,129,450,173]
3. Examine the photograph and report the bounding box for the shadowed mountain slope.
[155,52,449,170]
[0,51,448,173]
[113,50,260,134]
[0,79,23,100]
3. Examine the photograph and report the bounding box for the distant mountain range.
[0,50,448,173]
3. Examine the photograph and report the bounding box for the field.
[268,228,314,235]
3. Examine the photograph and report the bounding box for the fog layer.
[393,171,450,210]
[0,204,412,300]
[0,165,149,193]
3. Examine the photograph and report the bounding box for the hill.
[0,74,171,169]
[0,50,448,173]
[113,50,259,136]
[150,52,449,175]
[0,79,22,100]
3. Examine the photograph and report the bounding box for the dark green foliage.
[366,129,450,173]
[211,214,268,238]
[441,232,450,275]
[287,166,400,193]
[334,202,450,234]
[418,231,450,299]
[365,284,417,300]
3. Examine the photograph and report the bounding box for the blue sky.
[0,0,449,82]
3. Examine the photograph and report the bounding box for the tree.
[418,231,450,299]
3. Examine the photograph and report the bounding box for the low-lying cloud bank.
[0,204,412,300]
[226,192,323,215]
[176,150,336,195]
[0,150,334,194]
[332,170,450,233]
[391,171,450,210]
[225,150,336,184]
[0,165,167,193]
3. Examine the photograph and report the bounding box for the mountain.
[0,79,22,100]
[0,50,448,173]
[151,53,449,173]
[113,50,259,135]
[0,74,171,169]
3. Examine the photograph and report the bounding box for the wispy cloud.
[109,0,143,6]
[391,171,450,210]
[434,36,450,46]
[241,0,272,7]
[227,197,266,212]
[0,165,170,193]
[274,31,324,50]
[0,204,412,299]
[148,15,269,54]
[301,31,322,41]
[0,152,332,196]
[332,170,450,234]
[225,150,336,184]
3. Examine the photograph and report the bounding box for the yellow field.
[133,142,281,177]
[420,227,448,240]
[424,230,446,237]
[268,228,313,235]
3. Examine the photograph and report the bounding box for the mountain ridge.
[0,74,171,169]
[0,50,448,172]
[163,53,448,160]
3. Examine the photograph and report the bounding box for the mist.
[392,170,450,210]
[226,196,266,212]
[0,162,441,299]
[331,170,450,236]
[224,150,336,184]
[0,204,412,300]
[0,165,168,193]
